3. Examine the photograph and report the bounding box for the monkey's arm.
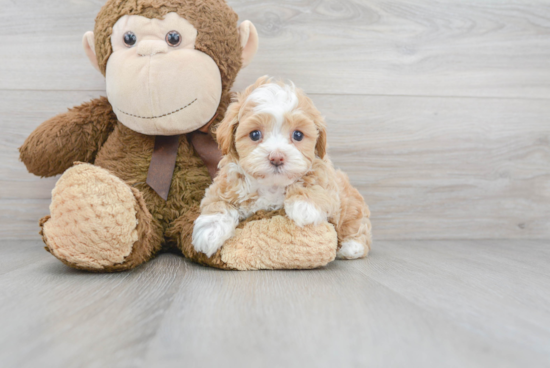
[19,97,117,177]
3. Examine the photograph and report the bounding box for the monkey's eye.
[166,31,182,47]
[250,130,262,142]
[293,131,304,141]
[123,31,137,47]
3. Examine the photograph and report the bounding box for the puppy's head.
[216,76,327,186]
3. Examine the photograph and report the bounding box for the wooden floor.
[1,0,550,367]
[0,239,549,368]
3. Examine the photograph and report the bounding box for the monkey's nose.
[137,40,168,56]
[269,152,285,167]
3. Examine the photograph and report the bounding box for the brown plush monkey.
[19,0,338,272]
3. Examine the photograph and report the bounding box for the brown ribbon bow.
[146,116,222,201]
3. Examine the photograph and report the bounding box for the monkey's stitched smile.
[114,98,198,120]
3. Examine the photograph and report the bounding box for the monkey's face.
[100,13,221,136]
[84,4,259,136]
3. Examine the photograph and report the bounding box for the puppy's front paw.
[192,211,239,257]
[284,200,327,227]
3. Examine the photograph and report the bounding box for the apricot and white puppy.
[192,76,372,259]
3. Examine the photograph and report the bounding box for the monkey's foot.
[220,215,338,270]
[41,164,150,271]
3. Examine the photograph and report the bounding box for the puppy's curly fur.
[192,77,372,259]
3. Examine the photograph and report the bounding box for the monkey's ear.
[82,32,100,73]
[238,21,259,68]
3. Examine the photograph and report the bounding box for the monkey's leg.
[170,209,338,271]
[40,163,163,272]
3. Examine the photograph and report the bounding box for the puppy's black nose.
[269,153,285,167]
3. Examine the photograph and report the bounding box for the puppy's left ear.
[315,118,328,159]
[215,101,240,159]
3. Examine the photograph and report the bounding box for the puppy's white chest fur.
[225,163,288,219]
[253,186,286,211]
[239,184,286,219]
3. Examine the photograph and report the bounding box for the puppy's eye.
[293,131,304,142]
[249,130,262,142]
[166,31,182,47]
[123,31,137,47]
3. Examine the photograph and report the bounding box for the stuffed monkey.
[19,0,337,272]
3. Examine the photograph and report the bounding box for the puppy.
[192,76,372,259]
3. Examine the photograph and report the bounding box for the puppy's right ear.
[216,101,241,159]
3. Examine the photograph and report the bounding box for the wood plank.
[1,0,550,98]
[0,240,549,368]
[0,241,188,368]
[2,90,549,240]
[0,241,50,276]
[0,199,50,240]
[320,94,550,240]
[353,240,550,357]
